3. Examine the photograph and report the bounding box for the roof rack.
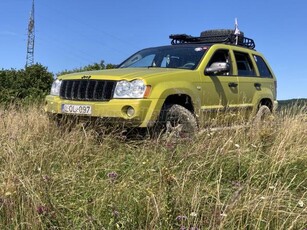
[169,33,256,49]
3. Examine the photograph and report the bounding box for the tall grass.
[0,104,306,229]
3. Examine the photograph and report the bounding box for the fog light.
[126,106,135,117]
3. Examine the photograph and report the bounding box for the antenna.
[234,18,241,45]
[26,0,35,67]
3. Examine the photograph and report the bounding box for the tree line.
[0,61,115,105]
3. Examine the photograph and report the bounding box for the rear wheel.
[253,105,273,125]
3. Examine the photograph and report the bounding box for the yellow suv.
[45,29,277,136]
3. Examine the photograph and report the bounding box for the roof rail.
[169,33,256,49]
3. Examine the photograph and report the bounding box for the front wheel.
[153,104,198,139]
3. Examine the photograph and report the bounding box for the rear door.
[252,54,276,100]
[234,51,259,113]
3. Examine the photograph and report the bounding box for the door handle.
[228,82,238,88]
[254,83,261,90]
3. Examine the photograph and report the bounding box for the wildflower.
[190,212,197,217]
[298,200,304,208]
[235,144,240,148]
[107,172,118,182]
[36,205,48,215]
[4,192,12,197]
[42,175,51,183]
[176,215,188,221]
[220,212,227,217]
[166,142,175,150]
[208,131,215,137]
[231,181,241,187]
[189,227,200,230]
[112,210,120,218]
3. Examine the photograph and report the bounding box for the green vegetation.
[0,104,306,229]
[278,98,307,111]
[57,60,116,76]
[0,64,53,105]
[0,61,116,106]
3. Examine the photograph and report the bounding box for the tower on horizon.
[26,0,35,68]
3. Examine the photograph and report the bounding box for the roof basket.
[169,32,256,49]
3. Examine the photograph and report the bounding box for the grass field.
[0,104,306,229]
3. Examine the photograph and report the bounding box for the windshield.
[118,45,208,70]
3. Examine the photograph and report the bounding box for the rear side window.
[234,52,256,76]
[253,55,273,78]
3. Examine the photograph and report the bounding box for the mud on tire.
[253,105,273,126]
[152,104,198,139]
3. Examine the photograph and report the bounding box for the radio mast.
[26,0,35,67]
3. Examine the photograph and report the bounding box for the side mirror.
[205,62,230,75]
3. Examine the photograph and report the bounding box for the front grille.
[60,80,116,101]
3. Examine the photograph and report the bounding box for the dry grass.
[0,104,306,229]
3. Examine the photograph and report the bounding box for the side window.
[253,55,273,78]
[207,49,232,75]
[234,52,256,76]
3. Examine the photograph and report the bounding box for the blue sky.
[1,0,306,100]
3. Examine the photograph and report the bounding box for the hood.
[58,68,191,81]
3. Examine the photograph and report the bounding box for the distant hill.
[278,98,307,110]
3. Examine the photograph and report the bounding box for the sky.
[0,0,307,100]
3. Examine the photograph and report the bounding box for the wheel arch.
[259,98,274,112]
[163,94,195,113]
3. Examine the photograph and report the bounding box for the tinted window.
[253,55,272,78]
[234,52,256,76]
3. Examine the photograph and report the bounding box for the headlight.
[50,79,62,96]
[113,80,148,98]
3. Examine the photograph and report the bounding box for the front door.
[201,48,239,125]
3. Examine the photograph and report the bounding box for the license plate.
[61,104,92,115]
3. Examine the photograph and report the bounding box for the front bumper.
[45,95,162,127]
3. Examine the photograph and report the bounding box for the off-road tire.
[253,105,272,125]
[152,104,198,139]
